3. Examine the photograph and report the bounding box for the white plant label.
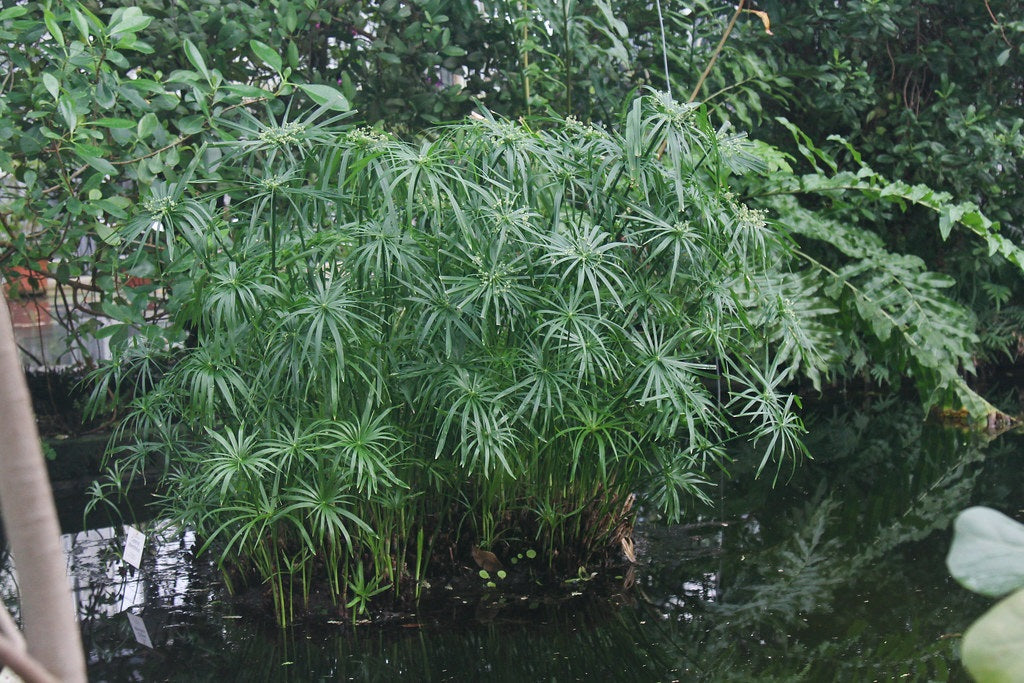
[127,612,153,648]
[123,526,146,569]
[0,667,23,683]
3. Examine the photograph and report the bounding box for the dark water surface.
[3,395,1020,681]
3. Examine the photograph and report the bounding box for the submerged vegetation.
[3,0,1022,627]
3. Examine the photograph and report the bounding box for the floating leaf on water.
[962,588,1024,682]
[497,570,507,580]
[478,569,490,579]
[947,506,1024,597]
[525,549,537,559]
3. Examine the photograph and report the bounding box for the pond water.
[2,394,1020,681]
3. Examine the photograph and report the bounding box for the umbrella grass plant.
[89,93,810,625]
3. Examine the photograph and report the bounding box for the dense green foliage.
[715,1,1024,365]
[86,94,813,622]
[3,0,1022,623]
[4,0,1020,403]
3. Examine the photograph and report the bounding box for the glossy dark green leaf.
[296,84,350,111]
[250,40,282,73]
[43,9,64,47]
[137,112,159,140]
[107,7,152,36]
[42,73,59,100]
[183,39,210,82]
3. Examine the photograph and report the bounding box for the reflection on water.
[1,395,1020,681]
[1,524,213,674]
[62,526,201,620]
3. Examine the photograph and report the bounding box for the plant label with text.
[127,612,153,648]
[123,526,146,569]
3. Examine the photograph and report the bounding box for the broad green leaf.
[0,6,28,20]
[42,73,59,100]
[43,9,64,47]
[122,78,166,94]
[58,97,77,132]
[175,115,206,135]
[121,38,154,54]
[95,80,116,109]
[183,39,211,82]
[107,7,152,36]
[137,112,159,140]
[96,221,122,246]
[91,117,136,129]
[283,8,297,33]
[100,300,133,321]
[287,41,299,69]
[223,83,273,99]
[961,588,1024,683]
[947,506,1024,598]
[250,40,282,73]
[71,8,89,40]
[74,148,116,176]
[297,83,350,111]
[95,199,128,219]
[73,142,107,158]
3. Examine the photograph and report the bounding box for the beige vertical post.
[0,293,86,682]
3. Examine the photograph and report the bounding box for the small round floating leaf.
[478,570,490,579]
[510,557,519,565]
[497,570,507,580]
[485,581,496,588]
[525,549,537,559]
[947,506,1024,597]
[962,587,1024,682]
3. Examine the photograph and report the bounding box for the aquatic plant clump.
[90,93,809,624]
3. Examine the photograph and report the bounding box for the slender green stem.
[688,1,745,104]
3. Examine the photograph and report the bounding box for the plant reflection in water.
[1,395,1019,680]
